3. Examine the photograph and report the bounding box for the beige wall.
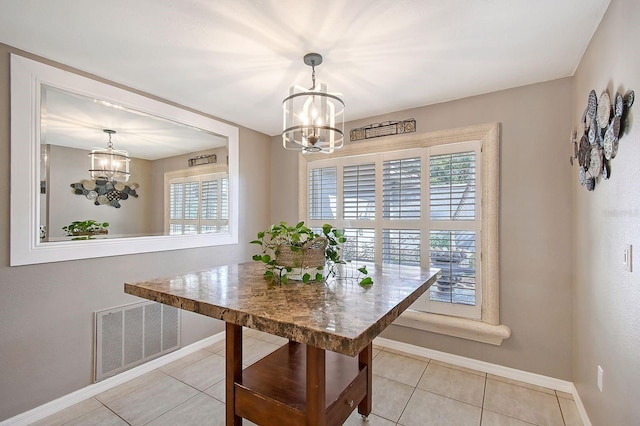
[572,0,640,424]
[46,145,153,239]
[271,77,575,379]
[0,44,271,420]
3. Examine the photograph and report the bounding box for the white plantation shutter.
[382,229,421,266]
[430,152,476,220]
[309,167,337,220]
[169,183,184,220]
[425,145,481,318]
[168,173,228,235]
[184,182,199,220]
[343,164,375,220]
[305,140,482,320]
[383,157,421,220]
[201,180,218,220]
[429,230,477,306]
[220,177,229,221]
[343,228,375,262]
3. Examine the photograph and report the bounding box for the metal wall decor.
[570,89,634,191]
[188,154,217,167]
[350,119,416,142]
[70,179,139,208]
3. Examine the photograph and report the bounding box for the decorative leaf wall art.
[570,88,634,191]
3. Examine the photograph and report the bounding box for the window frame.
[298,123,510,345]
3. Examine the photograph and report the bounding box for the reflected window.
[167,173,229,235]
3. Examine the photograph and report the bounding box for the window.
[299,124,509,345]
[167,173,229,235]
[304,144,480,319]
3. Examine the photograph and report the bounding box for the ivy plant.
[62,220,109,240]
[251,221,372,286]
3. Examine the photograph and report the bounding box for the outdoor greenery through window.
[168,173,228,235]
[305,141,482,320]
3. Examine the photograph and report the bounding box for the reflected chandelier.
[282,53,345,153]
[89,129,131,182]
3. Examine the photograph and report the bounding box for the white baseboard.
[1,333,225,426]
[3,333,591,426]
[374,337,591,425]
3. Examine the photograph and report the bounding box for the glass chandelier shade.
[89,129,130,182]
[282,53,344,154]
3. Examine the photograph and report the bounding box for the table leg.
[306,345,326,426]
[226,323,242,426]
[358,343,372,417]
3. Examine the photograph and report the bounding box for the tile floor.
[31,330,583,426]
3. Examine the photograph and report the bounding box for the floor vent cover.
[95,301,180,382]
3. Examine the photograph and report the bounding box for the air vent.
[95,301,180,382]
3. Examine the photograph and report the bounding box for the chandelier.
[89,129,130,182]
[282,53,345,153]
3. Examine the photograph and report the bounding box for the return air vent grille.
[95,301,180,382]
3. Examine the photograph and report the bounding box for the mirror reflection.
[40,85,229,242]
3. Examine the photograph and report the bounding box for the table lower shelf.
[233,341,370,426]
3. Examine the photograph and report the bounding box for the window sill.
[393,310,512,345]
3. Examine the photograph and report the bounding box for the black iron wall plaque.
[350,119,416,141]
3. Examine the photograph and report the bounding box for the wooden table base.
[225,323,372,425]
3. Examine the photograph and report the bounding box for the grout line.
[479,374,488,426]
[556,394,567,426]
[102,404,130,426]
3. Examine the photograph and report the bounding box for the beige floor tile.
[95,370,167,405]
[343,410,396,425]
[63,405,127,426]
[371,375,414,422]
[487,374,556,395]
[417,363,486,407]
[398,388,482,426]
[481,409,537,425]
[203,378,226,402]
[29,398,103,426]
[559,396,584,426]
[372,350,428,387]
[203,339,226,354]
[430,359,487,377]
[159,349,212,375]
[242,327,260,337]
[241,337,281,365]
[372,347,382,359]
[146,393,225,426]
[484,378,564,426]
[105,374,198,425]
[166,353,226,391]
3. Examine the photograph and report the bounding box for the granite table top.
[124,262,440,357]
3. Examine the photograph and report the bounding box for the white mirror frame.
[10,54,239,266]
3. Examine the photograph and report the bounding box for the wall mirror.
[10,54,239,266]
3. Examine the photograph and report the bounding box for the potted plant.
[62,220,110,240]
[251,221,372,286]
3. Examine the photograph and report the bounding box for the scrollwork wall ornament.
[570,88,634,191]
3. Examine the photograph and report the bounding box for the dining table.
[124,261,439,426]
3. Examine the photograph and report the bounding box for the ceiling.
[43,85,227,160]
[0,0,610,137]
